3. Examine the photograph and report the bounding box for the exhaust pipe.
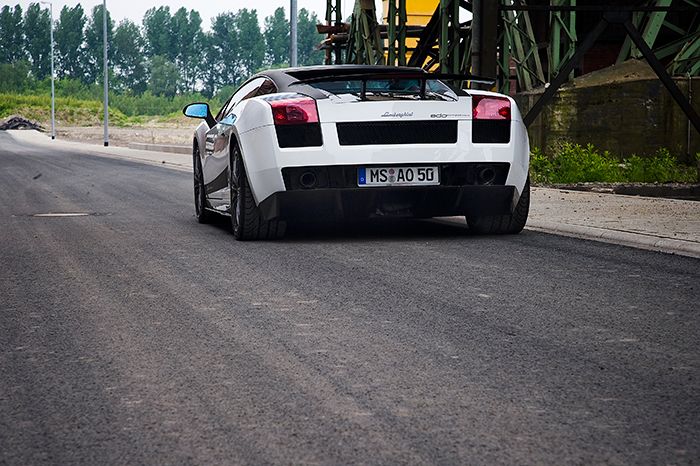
[477,166,497,185]
[299,171,317,189]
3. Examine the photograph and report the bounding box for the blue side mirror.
[183,102,216,128]
[183,103,209,119]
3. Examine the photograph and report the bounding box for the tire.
[229,144,286,241]
[467,178,530,235]
[193,144,215,224]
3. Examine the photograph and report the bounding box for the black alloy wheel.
[467,177,530,234]
[229,144,285,241]
[193,144,214,223]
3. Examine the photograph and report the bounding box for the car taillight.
[269,97,319,125]
[472,95,511,120]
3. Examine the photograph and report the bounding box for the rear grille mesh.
[336,121,458,146]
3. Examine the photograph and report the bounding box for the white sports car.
[183,65,530,240]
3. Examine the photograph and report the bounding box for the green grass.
[0,93,134,126]
[530,142,698,184]
[0,88,224,127]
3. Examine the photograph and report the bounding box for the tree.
[112,19,147,94]
[233,9,265,76]
[0,61,32,92]
[171,8,204,92]
[82,4,114,84]
[148,55,179,97]
[0,5,25,64]
[264,7,289,67]
[297,9,323,66]
[55,5,86,79]
[143,7,174,59]
[202,12,239,94]
[23,3,51,80]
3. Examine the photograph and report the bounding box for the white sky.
[6,1,382,28]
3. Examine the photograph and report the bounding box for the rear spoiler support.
[289,72,496,99]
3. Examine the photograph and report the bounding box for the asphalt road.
[1,132,698,465]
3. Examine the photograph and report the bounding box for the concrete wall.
[515,77,700,162]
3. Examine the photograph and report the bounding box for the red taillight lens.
[472,95,511,120]
[269,97,319,125]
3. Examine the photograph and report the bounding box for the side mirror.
[183,102,216,128]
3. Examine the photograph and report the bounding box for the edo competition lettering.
[430,113,468,119]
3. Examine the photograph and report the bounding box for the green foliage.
[2,3,326,97]
[110,91,220,117]
[530,142,698,184]
[0,61,33,93]
[112,19,147,94]
[82,4,114,84]
[529,147,554,185]
[298,9,324,66]
[0,5,25,63]
[171,8,204,93]
[264,8,289,66]
[0,92,130,126]
[624,149,697,183]
[206,12,240,92]
[148,56,179,98]
[55,5,86,79]
[23,3,51,80]
[234,9,266,77]
[143,6,174,59]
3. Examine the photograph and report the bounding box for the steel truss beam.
[500,0,546,92]
[615,0,700,76]
[550,0,577,81]
[523,10,700,135]
[408,0,472,75]
[386,0,408,66]
[325,0,344,64]
[346,0,386,65]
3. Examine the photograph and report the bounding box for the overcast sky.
[8,1,381,28]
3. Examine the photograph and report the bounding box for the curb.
[128,142,190,155]
[436,217,700,259]
[526,220,700,259]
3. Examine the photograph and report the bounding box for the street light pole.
[103,0,109,147]
[290,0,298,67]
[40,1,55,139]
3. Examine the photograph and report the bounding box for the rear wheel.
[229,144,286,241]
[467,178,530,235]
[193,144,214,224]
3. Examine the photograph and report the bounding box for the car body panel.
[187,65,530,222]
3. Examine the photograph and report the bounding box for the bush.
[623,149,696,183]
[530,143,697,184]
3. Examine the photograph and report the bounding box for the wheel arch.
[227,130,262,206]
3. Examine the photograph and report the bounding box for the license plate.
[358,166,439,187]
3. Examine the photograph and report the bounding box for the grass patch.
[0,93,133,127]
[531,142,698,184]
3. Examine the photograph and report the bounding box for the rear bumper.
[258,185,516,221]
[237,118,530,207]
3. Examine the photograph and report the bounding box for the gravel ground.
[55,125,195,147]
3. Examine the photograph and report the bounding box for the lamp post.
[40,1,55,140]
[290,0,297,67]
[103,0,109,147]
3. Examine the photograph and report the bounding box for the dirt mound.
[0,116,45,131]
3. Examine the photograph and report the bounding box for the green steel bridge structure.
[319,0,700,132]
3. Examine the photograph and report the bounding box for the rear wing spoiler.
[289,72,496,100]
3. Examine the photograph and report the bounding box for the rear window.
[310,78,458,102]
